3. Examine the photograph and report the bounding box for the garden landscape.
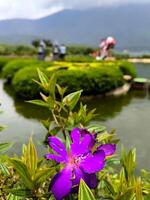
[1,1,150,200]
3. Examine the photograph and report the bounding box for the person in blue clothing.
[37,40,46,60]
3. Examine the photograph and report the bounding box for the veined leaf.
[9,158,33,189]
[9,188,32,197]
[87,124,106,133]
[27,100,49,108]
[22,137,38,178]
[48,73,57,99]
[78,179,96,200]
[7,194,19,200]
[56,84,67,98]
[135,177,144,200]
[0,162,10,176]
[119,187,135,200]
[0,142,13,153]
[63,90,83,110]
[37,68,49,88]
[34,167,55,186]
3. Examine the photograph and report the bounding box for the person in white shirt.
[59,44,66,60]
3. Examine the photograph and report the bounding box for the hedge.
[0,57,13,71]
[12,64,125,99]
[57,67,124,95]
[2,59,52,80]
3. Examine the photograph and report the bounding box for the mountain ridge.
[0,4,150,51]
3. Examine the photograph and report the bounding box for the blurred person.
[52,41,60,61]
[37,40,46,60]
[59,44,66,60]
[99,36,116,60]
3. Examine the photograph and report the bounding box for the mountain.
[0,4,150,51]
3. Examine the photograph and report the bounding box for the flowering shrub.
[45,128,116,199]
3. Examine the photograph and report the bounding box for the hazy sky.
[0,0,150,20]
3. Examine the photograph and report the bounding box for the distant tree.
[31,39,52,48]
[31,40,40,48]
[43,39,52,47]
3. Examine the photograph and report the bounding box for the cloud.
[0,0,149,20]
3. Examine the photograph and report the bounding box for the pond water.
[0,63,150,170]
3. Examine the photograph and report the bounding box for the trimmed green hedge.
[7,59,136,99]
[0,57,13,71]
[57,67,123,95]
[118,60,136,78]
[2,59,52,80]
[12,64,125,99]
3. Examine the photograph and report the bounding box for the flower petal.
[84,173,97,189]
[45,153,65,163]
[80,150,105,174]
[48,136,68,161]
[72,169,97,192]
[98,144,116,156]
[71,133,92,155]
[50,167,72,200]
[72,167,85,192]
[70,128,81,144]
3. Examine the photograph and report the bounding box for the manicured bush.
[0,57,13,71]
[67,45,96,55]
[65,55,95,62]
[57,66,124,95]
[118,60,136,78]
[10,60,135,99]
[2,58,52,80]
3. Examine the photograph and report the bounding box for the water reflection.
[4,82,50,120]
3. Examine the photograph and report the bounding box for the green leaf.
[22,137,38,177]
[56,84,67,98]
[0,142,13,153]
[78,179,96,200]
[136,177,144,200]
[9,188,32,197]
[48,73,57,99]
[87,124,106,133]
[7,194,19,200]
[119,188,135,200]
[34,167,55,186]
[63,90,83,110]
[27,100,49,108]
[0,125,6,131]
[37,68,49,88]
[0,162,10,176]
[9,158,33,189]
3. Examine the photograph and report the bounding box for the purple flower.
[45,128,116,200]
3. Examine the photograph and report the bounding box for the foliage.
[65,55,95,62]
[8,59,136,99]
[78,179,96,200]
[0,57,13,72]
[28,69,96,134]
[0,138,54,199]
[1,69,150,200]
[0,44,36,56]
[32,39,52,48]
[67,45,96,55]
[57,67,124,95]
[118,60,137,78]
[2,58,51,80]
